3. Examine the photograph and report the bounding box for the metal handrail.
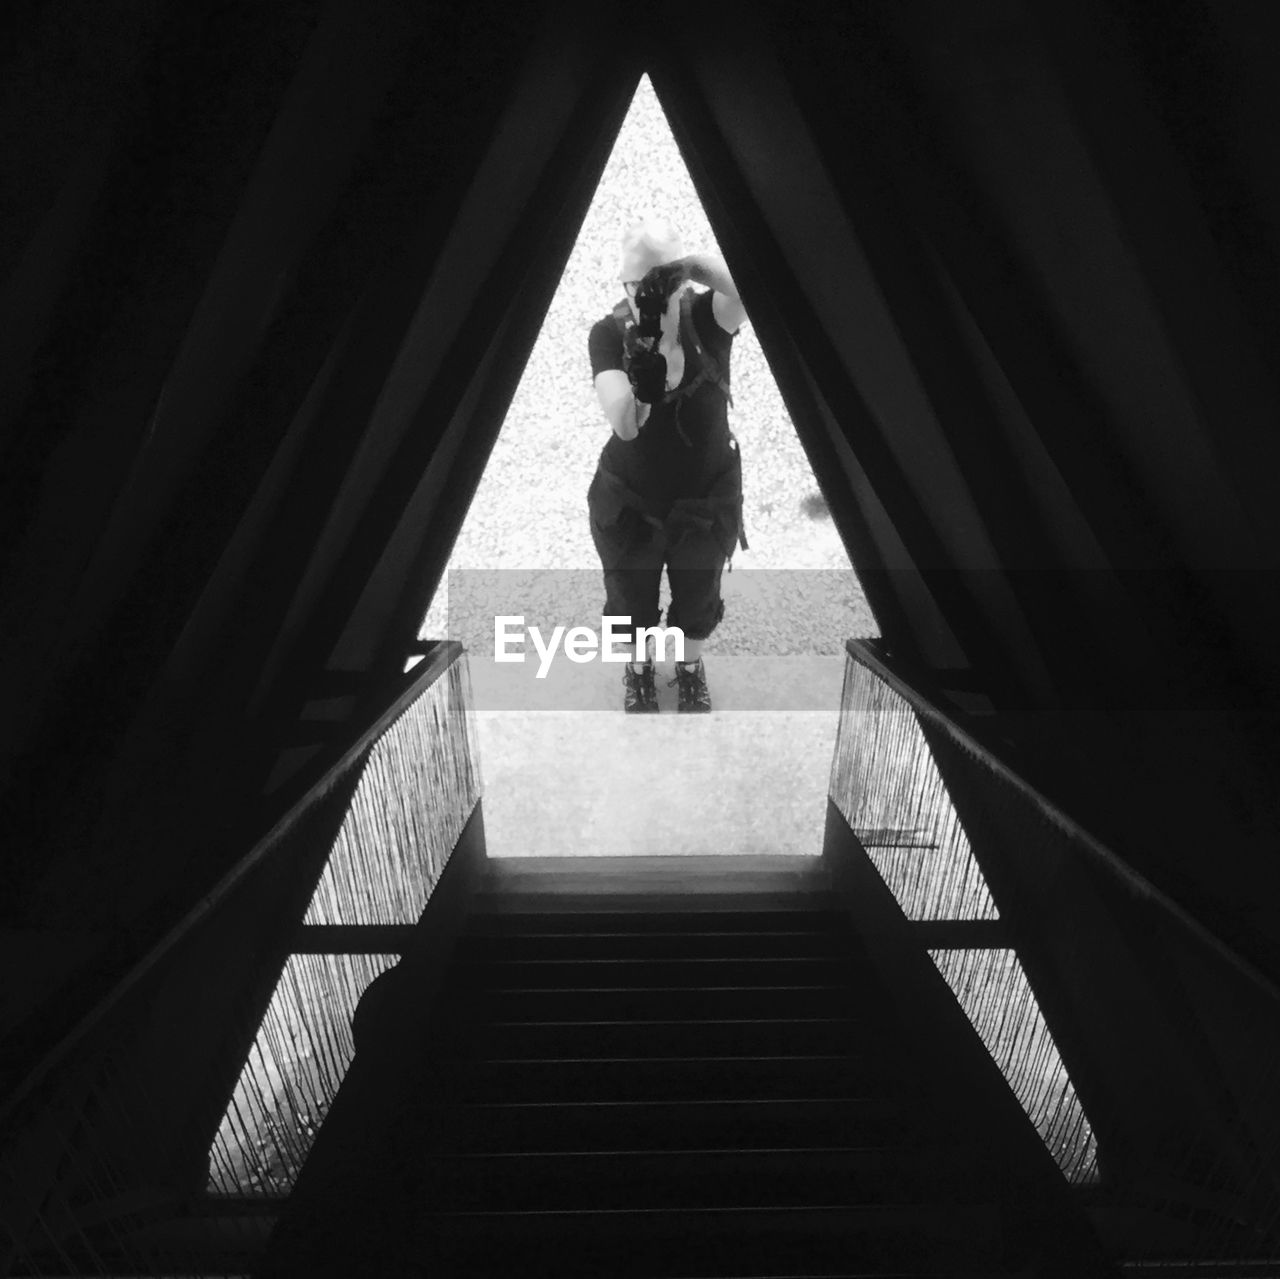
[845,637,1280,1010]
[0,640,465,1127]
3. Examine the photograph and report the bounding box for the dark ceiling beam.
[751,21,1112,712]
[0,0,334,922]
[99,0,552,807]
[883,0,1278,690]
[57,0,424,655]
[1036,0,1280,550]
[248,25,637,708]
[0,0,165,486]
[240,22,634,722]
[639,34,941,665]
[652,17,1059,714]
[36,8,634,936]
[645,0,1280,974]
[1026,0,1280,702]
[863,0,1280,966]
[766,3,1165,712]
[0,2,337,767]
[0,1,555,926]
[767,0,1266,719]
[333,62,643,685]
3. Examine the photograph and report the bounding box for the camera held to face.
[626,262,687,404]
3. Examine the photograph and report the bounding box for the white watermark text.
[494,615,685,677]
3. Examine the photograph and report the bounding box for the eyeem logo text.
[494,616,685,678]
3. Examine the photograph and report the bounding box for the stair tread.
[455,956,862,965]
[440,1053,876,1062]
[446,957,886,992]
[411,1203,1004,1272]
[482,855,830,873]
[427,1054,903,1103]
[414,1095,912,1147]
[424,1152,962,1162]
[456,936,861,961]
[471,895,847,917]
[440,986,872,1021]
[467,906,852,926]
[475,1016,862,1026]
[465,932,844,942]
[443,981,872,996]
[418,1145,995,1211]
[421,1203,996,1218]
[450,1017,887,1060]
[437,1096,903,1108]
[478,856,833,898]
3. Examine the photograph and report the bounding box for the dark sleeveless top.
[588,288,737,517]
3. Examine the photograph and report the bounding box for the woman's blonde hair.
[619,218,684,278]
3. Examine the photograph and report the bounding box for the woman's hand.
[628,347,667,404]
[640,260,690,298]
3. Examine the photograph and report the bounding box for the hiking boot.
[623,662,659,713]
[670,657,712,713]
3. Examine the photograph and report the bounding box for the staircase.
[259,853,1110,1276]
[392,855,1071,1277]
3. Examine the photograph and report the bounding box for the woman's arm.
[681,252,747,334]
[594,369,651,441]
[590,313,650,440]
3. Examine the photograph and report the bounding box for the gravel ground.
[419,76,877,653]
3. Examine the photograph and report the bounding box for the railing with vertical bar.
[0,642,480,1277]
[831,639,1280,1270]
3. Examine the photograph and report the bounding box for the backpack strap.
[611,298,632,336]
[669,290,733,408]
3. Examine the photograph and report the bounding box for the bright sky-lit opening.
[416,74,872,860]
[417,75,855,585]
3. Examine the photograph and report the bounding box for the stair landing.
[475,702,841,860]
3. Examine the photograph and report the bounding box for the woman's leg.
[665,528,726,712]
[597,556,664,662]
[665,532,726,645]
[590,516,665,709]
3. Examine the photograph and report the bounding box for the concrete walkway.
[472,655,845,860]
